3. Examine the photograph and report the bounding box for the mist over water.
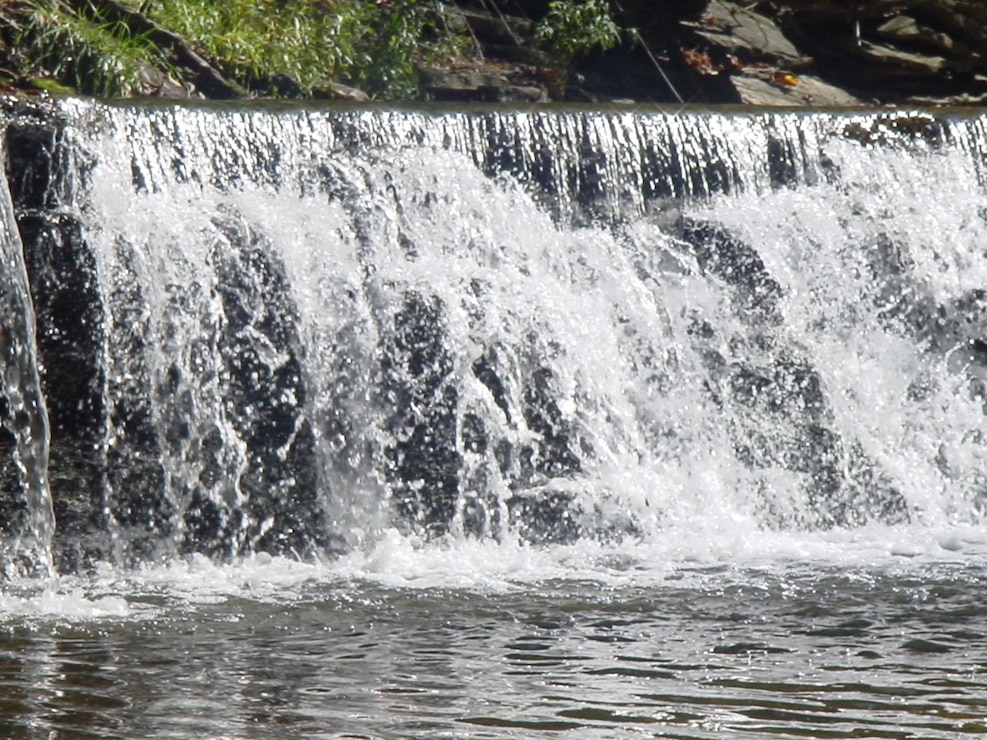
[1,100,986,738]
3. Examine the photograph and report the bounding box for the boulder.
[778,0,987,104]
[857,40,949,77]
[685,0,810,66]
[320,82,371,102]
[877,15,956,54]
[732,73,862,107]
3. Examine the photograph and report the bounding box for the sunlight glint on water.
[0,101,986,739]
[53,102,987,557]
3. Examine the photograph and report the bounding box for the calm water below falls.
[2,537,987,739]
[2,99,987,737]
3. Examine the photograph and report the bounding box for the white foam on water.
[6,521,984,621]
[277,522,987,594]
[696,138,987,523]
[5,103,987,601]
[0,582,132,621]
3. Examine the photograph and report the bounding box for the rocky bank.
[422,0,987,107]
[5,0,987,107]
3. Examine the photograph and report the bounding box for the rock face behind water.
[2,96,110,572]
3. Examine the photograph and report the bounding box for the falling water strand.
[0,139,55,578]
[36,102,987,564]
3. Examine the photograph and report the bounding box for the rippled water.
[4,101,987,737]
[2,529,985,739]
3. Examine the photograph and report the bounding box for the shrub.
[141,0,441,97]
[10,0,462,98]
[535,0,620,73]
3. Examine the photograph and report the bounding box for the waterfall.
[0,134,55,578]
[3,98,986,573]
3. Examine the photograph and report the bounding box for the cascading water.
[0,136,54,579]
[2,99,987,574]
[4,98,987,740]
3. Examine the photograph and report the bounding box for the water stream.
[0,99,985,737]
[0,135,54,579]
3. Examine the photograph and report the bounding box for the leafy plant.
[535,0,620,71]
[348,0,433,97]
[7,0,470,99]
[139,0,442,98]
[140,0,339,94]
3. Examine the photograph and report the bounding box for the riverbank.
[3,0,987,107]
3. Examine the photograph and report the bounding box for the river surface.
[4,100,987,738]
[2,527,985,739]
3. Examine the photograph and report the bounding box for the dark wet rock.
[209,213,325,557]
[520,367,581,480]
[378,291,588,540]
[99,236,172,565]
[3,95,63,213]
[4,98,113,571]
[4,98,331,567]
[381,291,462,538]
[506,486,639,546]
[19,213,110,572]
[0,102,58,543]
[507,489,582,545]
[679,217,910,529]
[679,219,783,322]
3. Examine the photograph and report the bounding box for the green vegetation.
[141,0,435,97]
[533,0,621,93]
[10,0,450,97]
[2,0,624,99]
[535,0,620,70]
[13,0,169,97]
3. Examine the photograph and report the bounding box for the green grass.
[15,0,170,97]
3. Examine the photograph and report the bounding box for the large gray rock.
[732,74,862,107]
[877,15,956,53]
[857,40,949,76]
[686,0,809,66]
[777,0,987,104]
